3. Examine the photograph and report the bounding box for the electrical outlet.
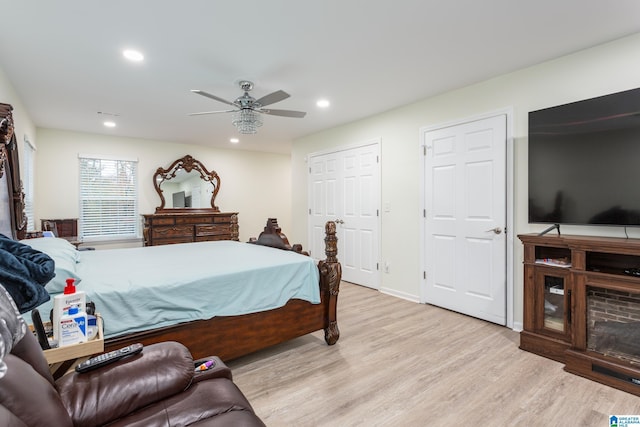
[384,262,390,274]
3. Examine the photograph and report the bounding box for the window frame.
[23,136,35,231]
[78,154,139,241]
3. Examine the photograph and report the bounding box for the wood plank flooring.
[227,282,640,426]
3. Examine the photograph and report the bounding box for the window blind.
[79,157,138,240]
[23,138,35,231]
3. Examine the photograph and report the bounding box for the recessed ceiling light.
[230,138,239,144]
[103,121,116,128]
[123,49,144,62]
[316,99,330,108]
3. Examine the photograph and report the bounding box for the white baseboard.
[378,286,523,332]
[378,287,420,303]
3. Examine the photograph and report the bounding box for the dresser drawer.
[213,214,234,223]
[151,225,193,239]
[195,224,230,237]
[175,216,214,225]
[150,217,176,226]
[153,236,194,245]
[195,235,232,242]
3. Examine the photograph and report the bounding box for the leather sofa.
[0,287,265,426]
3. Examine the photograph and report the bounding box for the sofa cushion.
[56,342,194,427]
[106,377,265,427]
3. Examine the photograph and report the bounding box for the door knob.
[485,227,502,234]
[334,219,345,225]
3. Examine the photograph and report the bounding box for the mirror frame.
[0,103,26,239]
[153,154,220,213]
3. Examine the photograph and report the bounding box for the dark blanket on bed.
[0,234,54,313]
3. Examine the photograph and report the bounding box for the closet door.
[309,143,380,289]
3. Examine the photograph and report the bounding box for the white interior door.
[309,142,380,288]
[422,115,507,325]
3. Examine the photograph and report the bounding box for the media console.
[519,233,640,396]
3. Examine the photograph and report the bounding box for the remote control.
[75,343,144,373]
[31,309,51,350]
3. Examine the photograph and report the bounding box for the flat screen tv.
[172,191,186,208]
[528,87,640,227]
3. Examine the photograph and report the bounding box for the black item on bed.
[0,234,54,313]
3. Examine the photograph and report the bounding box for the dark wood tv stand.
[519,233,640,396]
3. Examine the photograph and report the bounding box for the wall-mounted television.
[528,87,640,227]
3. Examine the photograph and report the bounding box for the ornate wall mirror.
[153,155,220,212]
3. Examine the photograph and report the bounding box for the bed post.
[319,220,341,345]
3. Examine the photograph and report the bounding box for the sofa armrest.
[192,356,233,383]
[56,341,193,427]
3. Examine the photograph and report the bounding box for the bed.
[0,103,341,361]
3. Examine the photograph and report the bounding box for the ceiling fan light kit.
[190,80,306,135]
[232,108,263,134]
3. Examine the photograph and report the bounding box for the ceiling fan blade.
[261,108,307,118]
[188,109,237,116]
[191,90,237,107]
[255,90,290,107]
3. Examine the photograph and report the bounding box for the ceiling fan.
[189,80,306,134]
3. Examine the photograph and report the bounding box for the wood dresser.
[142,211,239,246]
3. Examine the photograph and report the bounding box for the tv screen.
[528,87,640,226]
[172,191,186,208]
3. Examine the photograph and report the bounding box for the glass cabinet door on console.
[533,266,571,340]
[519,234,574,362]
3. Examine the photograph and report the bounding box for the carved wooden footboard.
[104,219,341,360]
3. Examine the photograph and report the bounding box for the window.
[79,155,138,240]
[23,137,35,231]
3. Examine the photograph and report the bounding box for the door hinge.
[308,167,311,174]
[377,155,379,163]
[376,263,379,271]
[377,209,379,217]
[423,271,427,280]
[423,209,426,218]
[308,208,311,215]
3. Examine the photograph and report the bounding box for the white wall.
[34,128,292,244]
[291,32,640,326]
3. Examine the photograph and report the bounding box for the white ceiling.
[1,1,640,154]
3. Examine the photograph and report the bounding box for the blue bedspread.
[38,240,320,338]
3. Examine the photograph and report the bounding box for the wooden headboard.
[0,103,27,240]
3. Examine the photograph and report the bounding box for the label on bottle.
[59,314,87,346]
[53,291,86,341]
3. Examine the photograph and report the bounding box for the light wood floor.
[227,282,640,426]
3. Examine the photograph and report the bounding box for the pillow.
[19,238,81,294]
